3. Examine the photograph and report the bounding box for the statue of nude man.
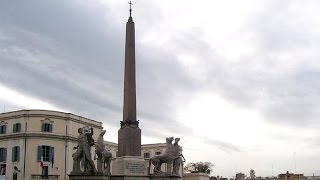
[71,127,97,174]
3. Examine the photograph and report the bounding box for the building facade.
[0,110,102,180]
[278,171,307,180]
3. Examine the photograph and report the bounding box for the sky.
[0,0,320,177]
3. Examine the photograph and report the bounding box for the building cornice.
[0,132,78,142]
[0,109,102,129]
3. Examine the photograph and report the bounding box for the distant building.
[278,171,307,180]
[250,169,256,179]
[211,176,228,180]
[236,173,246,180]
[306,175,320,180]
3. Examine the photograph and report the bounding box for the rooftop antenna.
[128,1,133,17]
[294,151,297,173]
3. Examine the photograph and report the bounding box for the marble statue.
[95,130,112,175]
[71,126,97,175]
[149,137,184,176]
[172,138,185,176]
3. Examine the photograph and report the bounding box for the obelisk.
[117,1,141,157]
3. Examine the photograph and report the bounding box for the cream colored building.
[0,110,102,180]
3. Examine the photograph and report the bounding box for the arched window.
[0,121,7,134]
[41,118,53,133]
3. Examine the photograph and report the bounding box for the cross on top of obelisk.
[128,1,133,18]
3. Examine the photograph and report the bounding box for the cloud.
[1,0,320,177]
[0,0,123,121]
[0,0,196,141]
[204,138,242,153]
[165,0,320,128]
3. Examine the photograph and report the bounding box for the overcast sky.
[1,0,320,177]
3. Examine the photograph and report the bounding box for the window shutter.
[49,146,54,167]
[12,147,14,161]
[49,124,53,132]
[3,148,6,162]
[49,147,53,161]
[17,146,20,162]
[17,123,21,132]
[13,124,16,133]
[0,149,2,162]
[3,126,6,134]
[37,146,42,161]
[41,124,45,132]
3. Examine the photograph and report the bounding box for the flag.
[40,156,44,168]
[51,151,54,168]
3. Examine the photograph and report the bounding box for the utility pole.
[294,151,297,173]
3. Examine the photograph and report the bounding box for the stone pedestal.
[149,174,181,180]
[112,156,148,180]
[118,127,141,156]
[183,173,210,180]
[97,158,103,174]
[69,174,181,180]
[69,175,111,180]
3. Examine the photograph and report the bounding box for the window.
[13,123,21,133]
[41,123,52,133]
[143,152,150,159]
[12,146,20,162]
[37,146,54,163]
[0,148,7,162]
[41,146,50,161]
[155,151,161,155]
[41,118,53,133]
[0,125,6,134]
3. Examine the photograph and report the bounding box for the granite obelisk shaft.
[123,17,136,123]
[117,16,141,157]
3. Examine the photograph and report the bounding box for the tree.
[184,161,214,174]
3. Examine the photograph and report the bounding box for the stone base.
[69,174,180,180]
[149,174,181,180]
[118,127,141,156]
[111,175,150,180]
[69,175,111,180]
[183,173,210,180]
[112,156,148,176]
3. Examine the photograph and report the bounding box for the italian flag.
[40,156,44,168]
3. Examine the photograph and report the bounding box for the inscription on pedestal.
[124,162,146,175]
